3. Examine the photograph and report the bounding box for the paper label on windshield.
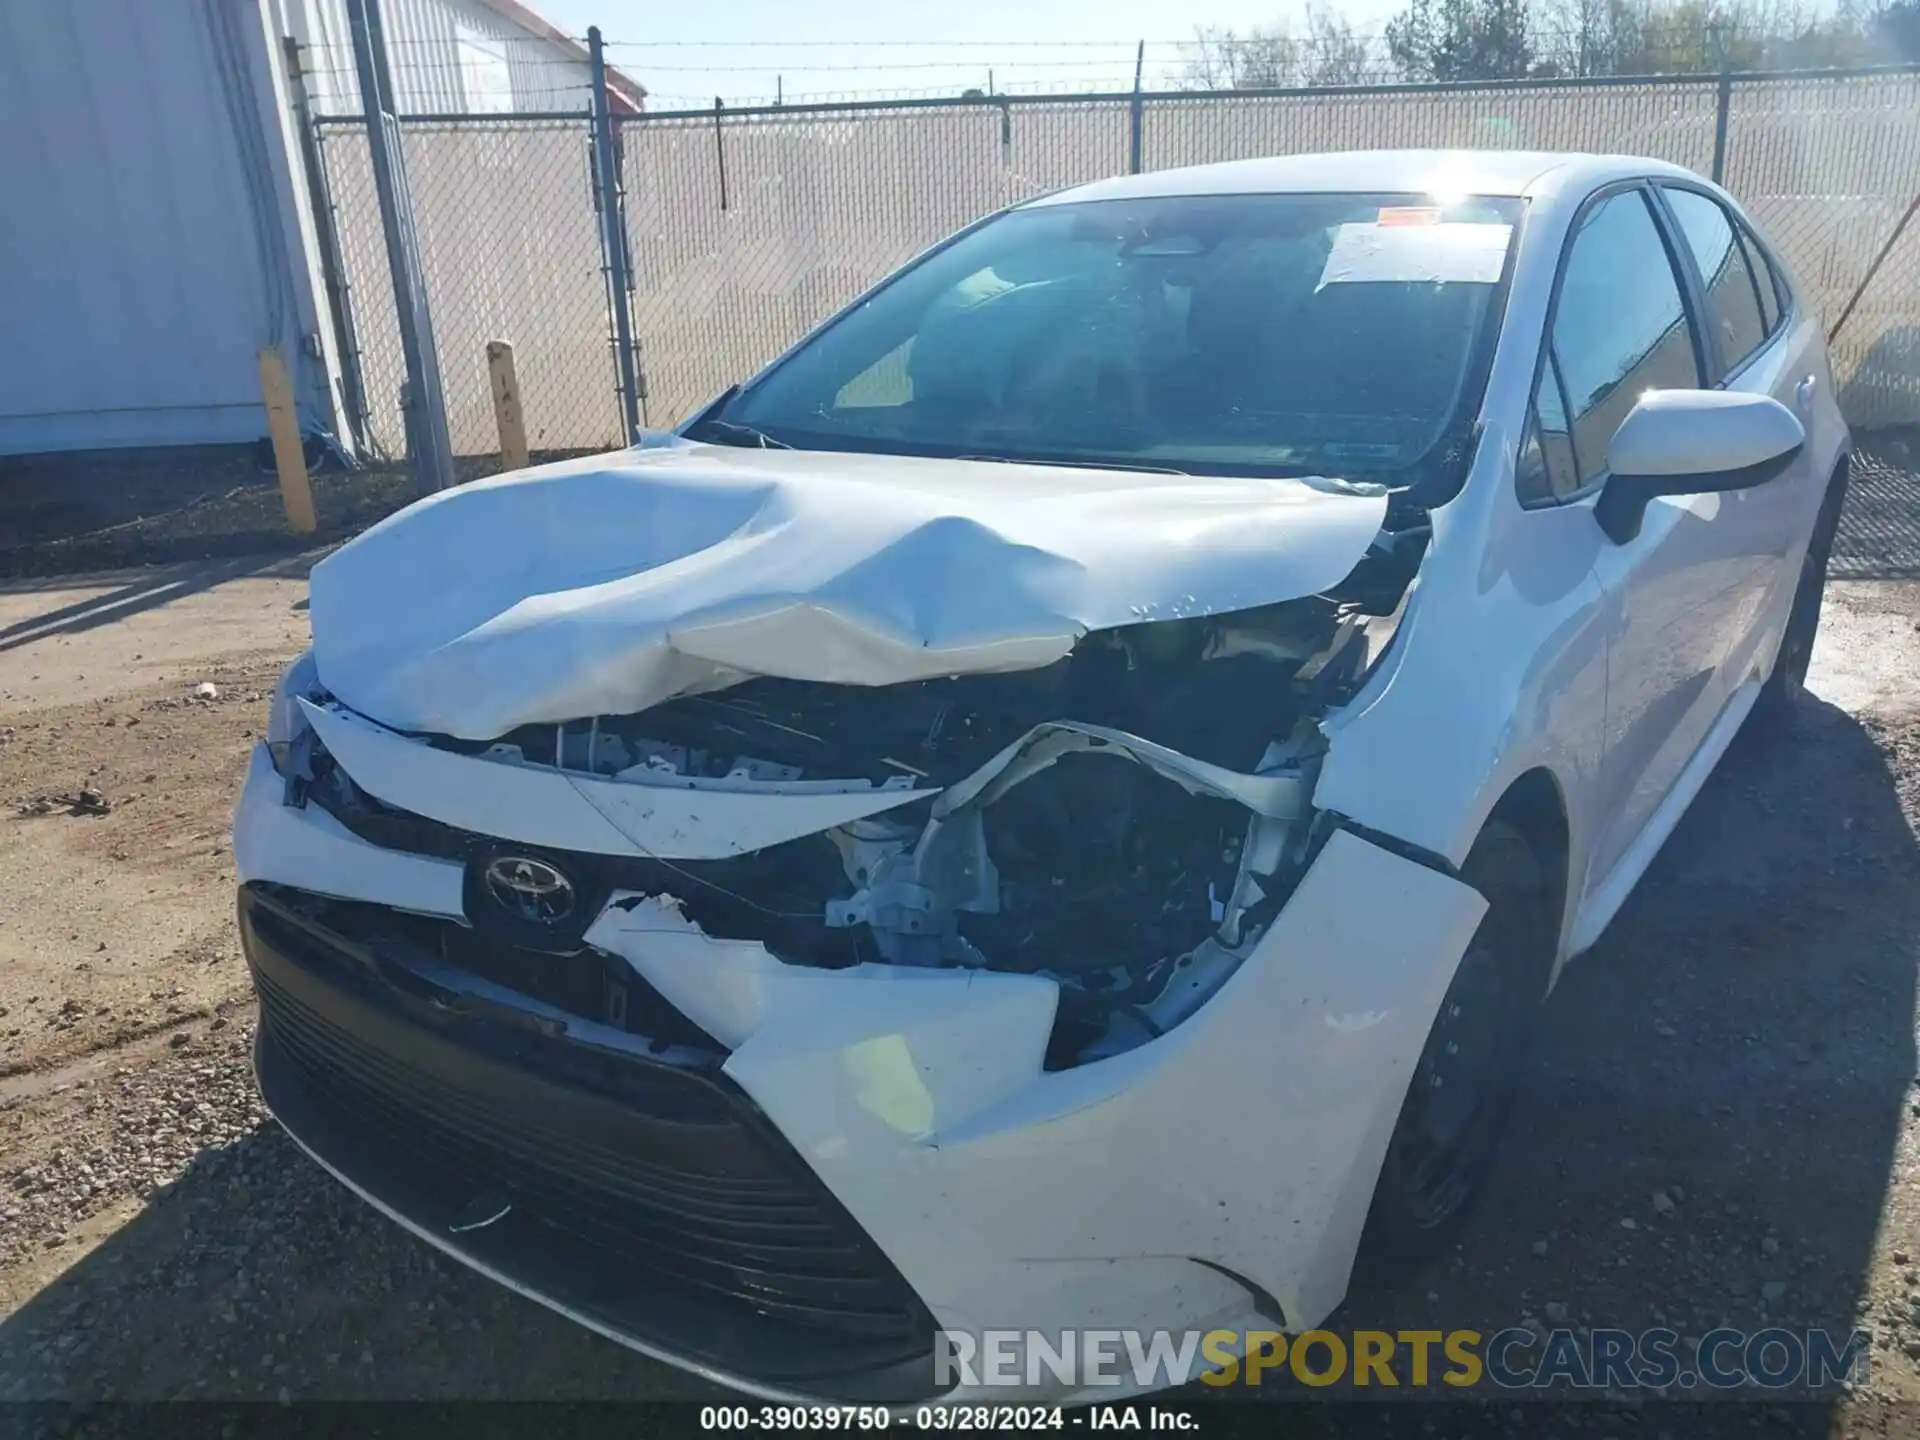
[1317,221,1513,289]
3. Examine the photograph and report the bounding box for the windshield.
[713,191,1523,482]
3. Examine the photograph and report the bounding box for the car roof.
[1024,149,1704,206]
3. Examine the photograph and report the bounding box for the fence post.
[589,27,642,445]
[259,349,318,535]
[1128,41,1145,174]
[487,340,530,470]
[345,0,455,490]
[1710,69,1733,184]
[712,97,730,211]
[284,37,370,459]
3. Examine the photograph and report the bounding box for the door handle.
[1794,375,1817,409]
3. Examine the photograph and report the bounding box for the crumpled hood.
[309,441,1387,740]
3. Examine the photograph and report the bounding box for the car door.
[1652,183,1828,686]
[1518,184,1752,896]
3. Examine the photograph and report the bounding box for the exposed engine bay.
[294,525,1424,1069]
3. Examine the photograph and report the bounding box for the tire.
[1753,459,1849,727]
[1357,819,1555,1271]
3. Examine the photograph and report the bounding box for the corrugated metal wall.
[0,0,331,455]
[282,0,598,116]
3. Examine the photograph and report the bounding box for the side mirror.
[1594,390,1804,544]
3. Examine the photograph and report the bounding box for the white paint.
[1565,678,1761,959]
[724,829,1486,1357]
[1606,389,1806,478]
[241,150,1866,1405]
[299,698,935,860]
[308,444,1387,740]
[232,745,466,918]
[1315,158,1849,978]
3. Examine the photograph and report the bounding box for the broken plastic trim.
[800,718,1324,1064]
[933,720,1311,821]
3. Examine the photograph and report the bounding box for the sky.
[532,0,1411,111]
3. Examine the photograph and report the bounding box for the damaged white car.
[234,150,1849,1403]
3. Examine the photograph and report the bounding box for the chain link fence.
[314,116,624,459]
[1723,70,1920,431]
[1141,77,1722,172]
[312,68,1920,457]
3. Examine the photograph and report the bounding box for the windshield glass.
[717,191,1523,482]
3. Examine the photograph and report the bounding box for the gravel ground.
[0,554,1918,1433]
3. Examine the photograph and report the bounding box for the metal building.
[0,0,641,459]
[275,0,645,116]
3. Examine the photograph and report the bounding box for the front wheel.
[1357,819,1554,1270]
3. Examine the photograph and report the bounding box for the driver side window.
[1518,188,1704,506]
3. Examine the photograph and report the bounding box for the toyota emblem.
[483,855,575,925]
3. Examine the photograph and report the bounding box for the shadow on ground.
[1335,692,1920,1419]
[0,554,318,656]
[1837,430,1920,582]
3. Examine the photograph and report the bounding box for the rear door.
[1652,183,1830,683]
[1520,185,1748,895]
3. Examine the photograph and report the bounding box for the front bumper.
[240,882,940,1401]
[233,743,1486,1402]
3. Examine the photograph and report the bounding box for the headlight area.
[820,720,1329,1070]
[266,590,1420,1073]
[264,649,321,779]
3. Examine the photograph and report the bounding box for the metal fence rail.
[310,65,1920,460]
[316,115,624,458]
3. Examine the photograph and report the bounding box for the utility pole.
[345,0,455,490]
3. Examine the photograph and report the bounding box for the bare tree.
[1301,6,1377,83]
[1180,23,1300,89]
[1534,0,1648,75]
[1386,0,1534,80]
[1865,0,1920,60]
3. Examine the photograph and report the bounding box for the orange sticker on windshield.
[1376,206,1442,226]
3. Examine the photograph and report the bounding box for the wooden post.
[487,340,530,471]
[257,348,317,535]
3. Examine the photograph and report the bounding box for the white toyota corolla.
[235,149,1850,1404]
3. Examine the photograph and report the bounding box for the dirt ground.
[3,547,1920,1433]
[0,447,592,581]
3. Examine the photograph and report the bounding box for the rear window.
[1662,187,1770,378]
[1739,221,1786,332]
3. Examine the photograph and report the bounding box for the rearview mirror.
[1594,390,1804,544]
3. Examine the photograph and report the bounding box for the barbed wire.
[295,17,1905,116]
[299,20,1831,59]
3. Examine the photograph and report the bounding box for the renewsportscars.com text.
[935,1325,1870,1392]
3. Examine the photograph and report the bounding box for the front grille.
[240,885,937,1396]
[299,754,870,967]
